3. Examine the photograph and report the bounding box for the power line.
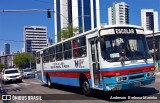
[0,9,54,13]
[0,38,24,42]
[34,0,54,5]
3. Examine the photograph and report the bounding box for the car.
[1,68,22,84]
[22,68,35,79]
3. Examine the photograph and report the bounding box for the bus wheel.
[81,79,92,96]
[47,76,53,88]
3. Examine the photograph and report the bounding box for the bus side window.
[81,47,86,57]
[73,36,86,58]
[78,37,86,57]
[63,41,72,60]
[73,40,78,57]
[49,46,55,62]
[43,49,49,63]
[56,44,63,61]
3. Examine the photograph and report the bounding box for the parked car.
[22,68,35,79]
[1,68,22,84]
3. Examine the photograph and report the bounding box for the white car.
[1,68,22,84]
[22,68,35,79]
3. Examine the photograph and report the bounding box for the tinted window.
[23,69,32,72]
[49,46,55,62]
[72,36,86,58]
[56,44,63,61]
[5,70,18,74]
[63,41,72,60]
[101,34,152,62]
[43,49,49,63]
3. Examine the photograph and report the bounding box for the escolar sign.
[115,28,135,34]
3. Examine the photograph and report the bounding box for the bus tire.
[47,76,53,88]
[81,79,92,96]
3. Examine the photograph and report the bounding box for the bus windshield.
[101,34,152,62]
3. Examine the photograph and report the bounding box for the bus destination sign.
[114,28,136,34]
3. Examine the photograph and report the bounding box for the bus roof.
[100,24,143,30]
[37,27,98,52]
[36,24,144,52]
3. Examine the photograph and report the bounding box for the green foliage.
[13,52,36,69]
[0,63,4,71]
[57,24,82,42]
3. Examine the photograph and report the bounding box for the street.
[0,73,160,103]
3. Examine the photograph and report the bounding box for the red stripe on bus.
[101,66,155,77]
[44,71,91,79]
[43,66,154,79]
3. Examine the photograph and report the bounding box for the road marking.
[20,82,30,86]
[10,84,20,88]
[30,82,41,84]
[22,80,26,82]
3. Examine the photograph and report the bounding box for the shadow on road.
[42,83,159,101]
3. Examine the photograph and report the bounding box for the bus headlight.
[146,72,155,77]
[116,77,122,82]
[116,76,128,82]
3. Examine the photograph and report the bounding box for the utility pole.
[30,52,32,69]
[152,15,157,72]
[153,26,156,62]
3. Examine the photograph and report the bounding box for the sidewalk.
[156,71,160,75]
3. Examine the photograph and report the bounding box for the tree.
[0,63,4,71]
[13,52,36,69]
[57,24,82,42]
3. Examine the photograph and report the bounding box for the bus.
[146,32,160,59]
[36,25,155,96]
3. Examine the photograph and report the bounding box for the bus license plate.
[131,82,141,87]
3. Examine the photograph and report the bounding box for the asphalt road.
[0,73,160,103]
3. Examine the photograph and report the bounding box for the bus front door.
[89,38,102,88]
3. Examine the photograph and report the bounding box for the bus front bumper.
[103,74,155,91]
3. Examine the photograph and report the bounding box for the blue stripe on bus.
[50,76,80,86]
[37,71,155,90]
[38,75,92,88]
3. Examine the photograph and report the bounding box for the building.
[141,9,159,33]
[47,37,53,46]
[54,0,100,42]
[0,43,14,68]
[4,43,10,55]
[0,55,14,68]
[108,2,129,25]
[146,32,160,54]
[24,26,48,55]
[1,51,4,56]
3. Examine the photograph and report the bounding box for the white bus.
[36,25,155,95]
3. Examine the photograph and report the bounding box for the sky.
[0,0,159,53]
